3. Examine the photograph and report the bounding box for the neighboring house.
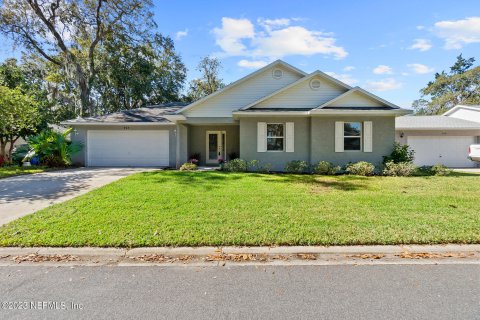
[62,60,410,170]
[396,105,480,167]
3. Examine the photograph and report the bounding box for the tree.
[187,56,225,101]
[0,58,55,126]
[412,54,480,115]
[94,33,187,113]
[0,0,155,116]
[0,86,39,162]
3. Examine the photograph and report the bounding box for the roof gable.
[314,87,399,110]
[178,60,306,117]
[443,105,480,123]
[244,70,351,110]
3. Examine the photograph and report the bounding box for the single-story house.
[62,60,410,170]
[396,105,480,167]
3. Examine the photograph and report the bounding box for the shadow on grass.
[140,171,369,192]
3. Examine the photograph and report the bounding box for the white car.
[469,144,480,162]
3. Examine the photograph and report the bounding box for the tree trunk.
[7,137,19,163]
[0,139,7,164]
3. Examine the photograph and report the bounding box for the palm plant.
[26,128,82,166]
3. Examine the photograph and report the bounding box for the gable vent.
[310,79,321,90]
[272,68,283,79]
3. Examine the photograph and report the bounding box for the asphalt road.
[0,265,479,320]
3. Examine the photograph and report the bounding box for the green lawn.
[0,170,479,247]
[0,166,50,179]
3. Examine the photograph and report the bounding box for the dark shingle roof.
[63,102,189,124]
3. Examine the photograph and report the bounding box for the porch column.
[176,123,189,168]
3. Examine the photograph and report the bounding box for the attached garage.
[396,115,480,168]
[407,136,475,167]
[87,130,170,167]
[61,104,189,167]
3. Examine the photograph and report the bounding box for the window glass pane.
[208,134,218,159]
[344,137,361,150]
[267,124,284,137]
[267,138,284,151]
[344,122,361,136]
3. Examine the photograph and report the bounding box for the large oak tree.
[0,0,155,116]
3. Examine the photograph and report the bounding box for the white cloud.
[175,29,188,40]
[433,16,480,49]
[343,66,355,71]
[365,78,402,92]
[252,26,347,59]
[407,63,434,74]
[213,17,255,55]
[213,17,347,60]
[258,18,290,31]
[325,72,358,86]
[237,59,269,69]
[373,65,393,75]
[409,38,432,51]
[416,25,425,30]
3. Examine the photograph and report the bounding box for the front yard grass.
[0,170,479,247]
[0,166,50,179]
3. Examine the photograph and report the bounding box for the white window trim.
[343,122,362,152]
[266,123,285,152]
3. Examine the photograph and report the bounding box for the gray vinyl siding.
[253,75,347,109]
[183,65,303,117]
[70,125,177,167]
[239,115,396,171]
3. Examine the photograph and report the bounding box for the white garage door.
[407,136,475,167]
[87,130,169,167]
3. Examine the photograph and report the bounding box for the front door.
[206,131,226,164]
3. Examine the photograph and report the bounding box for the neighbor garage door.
[407,136,475,167]
[87,130,169,167]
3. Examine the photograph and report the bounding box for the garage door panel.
[407,136,474,167]
[87,130,169,167]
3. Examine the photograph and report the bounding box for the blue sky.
[2,0,480,108]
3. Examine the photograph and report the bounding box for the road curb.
[1,244,480,258]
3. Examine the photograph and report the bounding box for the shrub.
[11,144,30,165]
[27,128,82,167]
[383,142,415,164]
[284,160,309,173]
[382,161,417,176]
[313,161,340,175]
[179,162,198,171]
[247,160,273,173]
[431,164,450,176]
[415,164,450,176]
[223,158,248,172]
[346,161,375,176]
[259,163,273,173]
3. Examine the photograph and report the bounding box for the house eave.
[395,127,480,131]
[310,109,411,116]
[60,122,176,126]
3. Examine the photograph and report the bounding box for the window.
[344,122,362,151]
[267,123,284,151]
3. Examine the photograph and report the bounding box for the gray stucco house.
[62,60,410,171]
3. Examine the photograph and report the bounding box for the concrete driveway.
[0,168,151,226]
